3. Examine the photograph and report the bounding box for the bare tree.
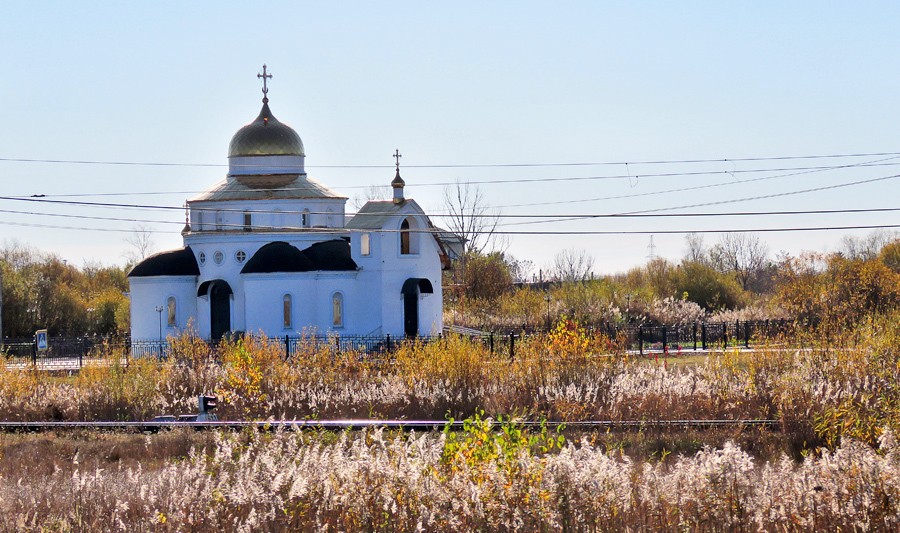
[350,185,391,210]
[506,255,535,284]
[839,230,897,260]
[442,180,503,256]
[709,233,769,291]
[550,248,595,283]
[123,225,156,265]
[683,233,707,264]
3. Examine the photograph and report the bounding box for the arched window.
[283,294,292,329]
[302,209,310,228]
[400,218,411,255]
[332,292,344,328]
[166,296,176,327]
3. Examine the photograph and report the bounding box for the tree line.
[444,230,900,332]
[0,242,130,338]
[3,228,900,339]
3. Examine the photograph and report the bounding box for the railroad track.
[0,419,780,432]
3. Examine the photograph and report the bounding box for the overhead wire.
[3,149,900,169]
[5,204,900,227]
[498,173,900,227]
[8,161,900,199]
[3,217,900,236]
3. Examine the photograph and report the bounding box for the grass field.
[0,316,898,530]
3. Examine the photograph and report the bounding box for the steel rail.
[0,419,780,432]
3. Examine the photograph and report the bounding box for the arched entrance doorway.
[401,278,434,337]
[198,280,233,340]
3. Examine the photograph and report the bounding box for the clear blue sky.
[2,2,900,274]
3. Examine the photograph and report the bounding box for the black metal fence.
[0,320,793,369]
[471,319,793,358]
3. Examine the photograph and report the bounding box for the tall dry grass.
[1,314,899,453]
[0,426,898,531]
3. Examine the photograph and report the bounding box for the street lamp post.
[155,305,163,340]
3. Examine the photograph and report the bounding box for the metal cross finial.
[393,149,402,171]
[258,64,272,102]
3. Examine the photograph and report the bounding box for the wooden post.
[509,333,515,360]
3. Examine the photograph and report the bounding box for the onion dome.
[228,102,305,158]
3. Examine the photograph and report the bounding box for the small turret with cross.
[391,149,405,204]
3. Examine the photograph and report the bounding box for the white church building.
[129,70,447,341]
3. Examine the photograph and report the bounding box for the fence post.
[701,323,707,350]
[744,322,750,348]
[723,322,728,348]
[662,325,668,353]
[79,345,83,369]
[693,323,698,351]
[509,333,515,360]
[386,334,392,353]
[638,326,643,356]
[335,335,341,354]
[489,332,494,354]
[32,340,36,367]
[284,335,290,359]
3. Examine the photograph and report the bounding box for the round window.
[235,250,247,263]
[213,250,224,265]
[198,251,206,265]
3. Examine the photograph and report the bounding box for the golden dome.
[228,101,305,158]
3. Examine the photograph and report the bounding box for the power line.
[3,150,900,169]
[0,220,173,233]
[5,170,900,227]
[4,217,900,237]
[8,155,898,217]
[10,161,900,200]
[497,156,900,208]
[7,204,900,231]
[497,173,900,227]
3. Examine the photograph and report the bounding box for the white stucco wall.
[242,271,382,337]
[364,208,443,337]
[129,276,198,340]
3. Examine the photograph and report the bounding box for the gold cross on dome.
[257,64,272,98]
[393,149,402,171]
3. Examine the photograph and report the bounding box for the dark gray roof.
[190,174,344,202]
[346,201,415,230]
[128,247,200,277]
[241,240,358,274]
